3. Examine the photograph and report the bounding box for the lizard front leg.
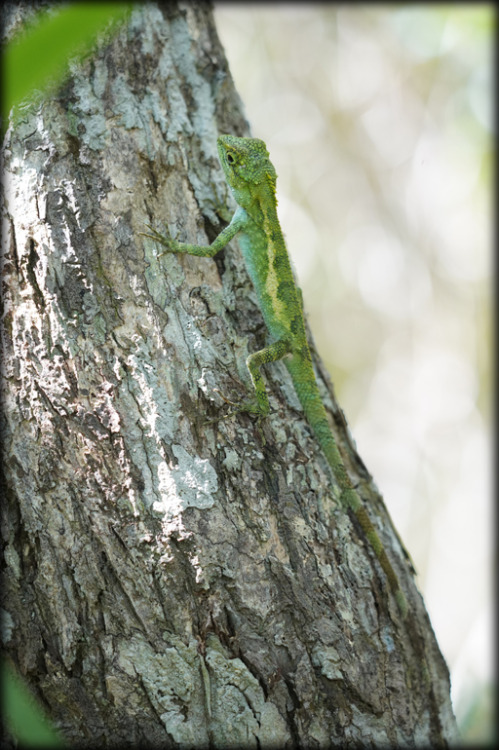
[141,207,247,258]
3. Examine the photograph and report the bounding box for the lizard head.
[217,134,277,205]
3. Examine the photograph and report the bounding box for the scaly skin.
[143,134,408,618]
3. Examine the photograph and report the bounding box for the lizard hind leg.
[204,338,292,426]
[244,338,293,416]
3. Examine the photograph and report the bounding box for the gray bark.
[1,3,458,747]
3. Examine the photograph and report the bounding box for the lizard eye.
[226,152,235,164]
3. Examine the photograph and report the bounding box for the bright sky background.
[214,5,494,743]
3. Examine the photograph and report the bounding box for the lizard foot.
[202,389,268,426]
[213,388,266,417]
[140,223,179,255]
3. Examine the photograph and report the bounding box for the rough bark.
[1,3,458,747]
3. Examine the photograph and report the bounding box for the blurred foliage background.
[215,4,494,745]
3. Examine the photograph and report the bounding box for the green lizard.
[143,134,408,618]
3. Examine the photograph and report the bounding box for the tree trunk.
[1,3,458,747]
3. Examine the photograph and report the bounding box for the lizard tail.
[287,359,408,618]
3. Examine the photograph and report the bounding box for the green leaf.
[2,2,131,129]
[2,660,65,747]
